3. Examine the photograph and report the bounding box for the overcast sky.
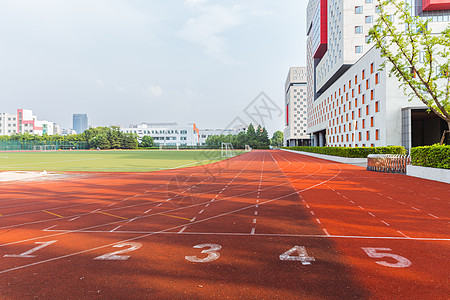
[0,0,307,134]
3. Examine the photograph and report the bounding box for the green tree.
[90,134,110,149]
[122,133,138,149]
[140,135,154,147]
[369,0,450,143]
[271,131,284,147]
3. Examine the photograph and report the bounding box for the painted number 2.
[185,244,222,263]
[279,246,315,265]
[94,242,142,261]
[362,247,411,268]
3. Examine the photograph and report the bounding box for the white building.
[284,67,310,146]
[198,126,246,146]
[121,123,200,146]
[306,0,450,149]
[0,109,59,136]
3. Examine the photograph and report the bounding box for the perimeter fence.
[0,141,89,151]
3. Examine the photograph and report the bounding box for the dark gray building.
[73,113,88,134]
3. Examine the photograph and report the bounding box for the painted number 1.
[362,247,411,268]
[4,240,58,258]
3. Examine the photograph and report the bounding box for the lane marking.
[68,216,80,221]
[178,226,187,234]
[158,213,191,221]
[144,209,152,214]
[368,212,376,217]
[97,211,127,220]
[199,209,205,214]
[397,231,410,238]
[42,210,63,218]
[251,228,255,235]
[190,217,197,222]
[310,211,315,216]
[411,207,420,211]
[323,229,330,236]
[358,206,364,210]
[316,219,321,224]
[428,213,439,219]
[110,226,121,232]
[44,225,57,231]
[253,219,257,224]
[381,220,390,226]
[254,211,258,216]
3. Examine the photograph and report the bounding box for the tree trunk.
[439,121,450,145]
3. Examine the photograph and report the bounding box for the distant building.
[73,114,88,134]
[120,123,200,146]
[0,109,58,136]
[198,126,246,146]
[284,67,310,147]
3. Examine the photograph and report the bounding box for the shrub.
[282,146,406,158]
[410,144,450,169]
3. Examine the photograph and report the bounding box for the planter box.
[406,165,450,184]
[281,149,367,167]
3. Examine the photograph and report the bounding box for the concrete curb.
[406,165,450,184]
[281,149,367,167]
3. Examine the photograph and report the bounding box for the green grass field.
[0,150,243,172]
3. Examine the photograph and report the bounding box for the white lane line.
[91,209,100,213]
[350,200,355,204]
[323,229,331,236]
[199,209,205,215]
[368,212,376,217]
[358,205,364,210]
[316,219,321,224]
[254,211,258,216]
[251,228,255,235]
[44,225,57,231]
[381,220,390,226]
[397,231,410,238]
[127,217,138,223]
[398,201,405,205]
[387,196,393,200]
[190,217,196,222]
[144,209,152,214]
[253,219,257,224]
[310,211,315,216]
[68,216,80,222]
[342,196,348,199]
[110,226,121,232]
[306,204,310,208]
[178,226,187,234]
[205,204,210,208]
[411,207,420,211]
[156,203,162,207]
[428,213,439,219]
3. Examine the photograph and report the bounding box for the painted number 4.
[362,247,411,268]
[279,246,315,265]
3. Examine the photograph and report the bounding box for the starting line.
[41,228,450,241]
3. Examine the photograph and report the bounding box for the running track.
[0,150,448,299]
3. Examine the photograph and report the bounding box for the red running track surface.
[0,150,448,299]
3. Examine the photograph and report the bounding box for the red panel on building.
[423,0,450,11]
[313,0,328,58]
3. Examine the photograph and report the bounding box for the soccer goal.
[33,145,44,151]
[245,145,252,152]
[44,145,57,151]
[221,143,236,157]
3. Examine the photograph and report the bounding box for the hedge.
[282,146,406,158]
[410,145,450,169]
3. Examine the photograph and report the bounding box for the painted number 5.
[362,247,411,268]
[185,244,222,263]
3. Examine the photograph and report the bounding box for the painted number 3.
[185,244,222,263]
[362,247,411,268]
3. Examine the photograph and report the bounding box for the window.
[376,5,381,13]
[371,117,374,127]
[371,90,374,100]
[365,35,371,43]
[370,63,374,73]
[376,129,380,140]
[375,101,379,112]
[359,132,362,141]
[375,73,379,84]
[355,26,363,34]
[365,0,373,3]
[366,80,370,89]
[366,105,369,115]
[365,15,373,23]
[355,6,363,14]
[355,45,363,53]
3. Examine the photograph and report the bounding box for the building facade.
[73,114,88,134]
[198,126,246,146]
[306,0,450,149]
[120,123,200,146]
[284,67,310,146]
[0,109,59,136]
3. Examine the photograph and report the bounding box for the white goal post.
[245,145,252,152]
[221,143,236,157]
[44,145,57,151]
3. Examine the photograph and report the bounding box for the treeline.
[205,124,270,149]
[0,126,140,149]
